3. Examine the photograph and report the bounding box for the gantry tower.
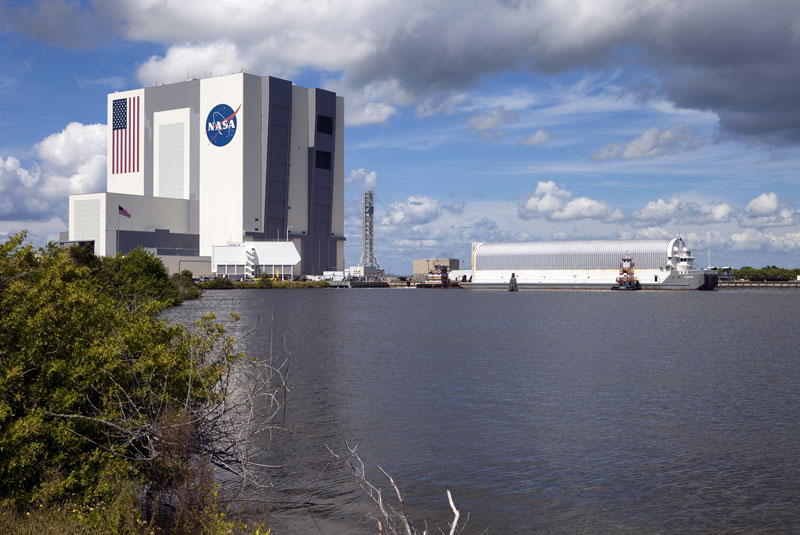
[358,191,380,268]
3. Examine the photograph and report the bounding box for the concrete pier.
[718,280,800,289]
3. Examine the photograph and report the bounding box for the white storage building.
[212,242,301,280]
[468,238,711,290]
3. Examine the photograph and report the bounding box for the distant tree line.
[734,265,800,281]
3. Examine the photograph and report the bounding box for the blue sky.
[2,0,800,274]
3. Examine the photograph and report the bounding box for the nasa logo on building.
[206,104,240,147]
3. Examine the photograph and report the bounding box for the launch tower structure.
[358,190,380,268]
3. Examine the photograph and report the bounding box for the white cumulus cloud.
[518,180,623,222]
[729,228,800,252]
[381,196,442,226]
[740,192,798,228]
[345,168,378,190]
[0,122,106,222]
[633,196,733,227]
[744,192,780,216]
[137,40,250,86]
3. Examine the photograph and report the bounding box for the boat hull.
[463,268,711,290]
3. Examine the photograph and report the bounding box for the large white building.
[66,73,345,275]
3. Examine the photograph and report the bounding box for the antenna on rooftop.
[358,191,380,269]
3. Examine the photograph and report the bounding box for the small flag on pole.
[118,205,131,218]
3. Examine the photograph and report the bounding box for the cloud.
[744,192,780,217]
[6,1,800,142]
[593,123,702,160]
[591,143,623,160]
[740,192,798,228]
[0,156,38,191]
[519,129,550,147]
[0,216,67,247]
[632,196,733,227]
[325,78,409,126]
[381,196,442,226]
[345,168,378,190]
[0,122,105,221]
[415,92,470,118]
[36,122,105,171]
[468,106,518,131]
[443,202,466,214]
[518,180,623,222]
[729,229,800,252]
[137,40,249,86]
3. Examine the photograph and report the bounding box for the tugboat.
[612,256,641,290]
[416,264,459,288]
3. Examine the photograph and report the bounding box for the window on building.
[317,115,333,135]
[315,150,332,170]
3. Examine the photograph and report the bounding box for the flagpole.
[116,211,119,256]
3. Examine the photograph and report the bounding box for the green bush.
[171,270,202,300]
[98,247,183,305]
[0,233,266,533]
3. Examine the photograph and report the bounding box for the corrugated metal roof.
[474,239,682,270]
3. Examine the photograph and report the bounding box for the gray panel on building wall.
[269,124,289,139]
[264,77,293,241]
[74,199,101,241]
[270,105,290,125]
[315,134,333,152]
[269,142,288,162]
[315,172,331,187]
[268,161,287,181]
[146,81,200,198]
[315,188,330,202]
[158,122,184,198]
[299,87,340,274]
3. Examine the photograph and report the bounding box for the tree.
[0,233,286,531]
[98,246,183,305]
[171,269,202,301]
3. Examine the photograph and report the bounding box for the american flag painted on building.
[111,96,139,174]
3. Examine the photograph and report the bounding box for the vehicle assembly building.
[66,72,345,275]
[466,238,717,290]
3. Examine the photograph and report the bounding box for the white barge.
[463,238,717,290]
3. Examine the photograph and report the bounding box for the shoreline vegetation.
[0,233,281,535]
[197,277,330,290]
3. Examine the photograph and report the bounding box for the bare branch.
[446,490,460,535]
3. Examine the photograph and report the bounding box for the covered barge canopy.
[473,238,690,271]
